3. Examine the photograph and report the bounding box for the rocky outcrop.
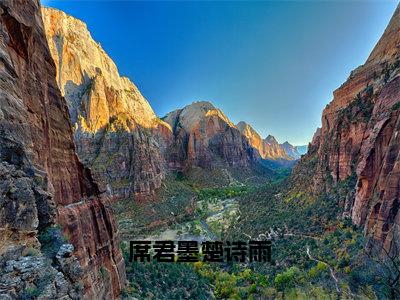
[163,102,260,169]
[42,7,172,200]
[281,142,302,160]
[236,121,297,160]
[263,135,290,160]
[0,243,84,299]
[299,5,400,251]
[0,0,124,298]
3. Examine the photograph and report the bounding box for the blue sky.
[42,0,398,145]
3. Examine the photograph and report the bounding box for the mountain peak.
[236,121,256,133]
[42,7,158,132]
[264,135,278,144]
[188,100,216,109]
[236,121,249,128]
[280,141,301,160]
[366,4,400,64]
[164,101,234,132]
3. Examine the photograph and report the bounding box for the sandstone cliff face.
[236,121,265,160]
[303,5,400,251]
[236,121,298,160]
[263,135,290,160]
[281,142,301,160]
[42,7,172,200]
[0,0,125,298]
[163,102,259,169]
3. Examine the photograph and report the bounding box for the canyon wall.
[42,7,172,201]
[163,101,261,169]
[300,5,400,251]
[42,8,299,201]
[0,0,125,298]
[237,121,299,160]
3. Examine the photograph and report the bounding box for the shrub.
[100,266,108,278]
[38,225,65,258]
[316,261,328,271]
[262,287,278,298]
[392,102,400,111]
[274,267,302,291]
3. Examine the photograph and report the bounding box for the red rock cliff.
[42,7,172,200]
[0,0,125,298]
[305,5,400,251]
[163,101,260,169]
[236,121,296,160]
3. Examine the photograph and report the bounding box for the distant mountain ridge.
[295,145,308,155]
[236,121,301,160]
[42,7,300,201]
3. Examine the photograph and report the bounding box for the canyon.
[42,7,300,202]
[0,1,124,298]
[1,0,399,298]
[41,7,172,201]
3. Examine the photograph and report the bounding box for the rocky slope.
[163,102,261,169]
[0,1,124,298]
[281,141,301,160]
[42,7,172,200]
[236,121,299,160]
[297,5,400,252]
[264,135,288,160]
[42,7,300,199]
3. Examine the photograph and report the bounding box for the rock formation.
[236,121,294,160]
[281,141,301,160]
[0,0,125,298]
[263,135,290,160]
[42,7,172,200]
[42,8,299,198]
[163,102,260,169]
[298,5,400,252]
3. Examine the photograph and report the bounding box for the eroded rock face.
[0,0,125,298]
[263,135,290,160]
[164,102,260,169]
[42,8,304,198]
[42,7,172,200]
[281,142,301,160]
[301,5,400,251]
[236,121,297,160]
[0,245,83,299]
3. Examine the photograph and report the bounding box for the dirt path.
[306,246,341,294]
[221,168,242,186]
[200,220,218,240]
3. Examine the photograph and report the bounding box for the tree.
[368,226,400,299]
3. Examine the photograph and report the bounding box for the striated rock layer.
[236,121,298,160]
[281,141,301,160]
[42,7,172,200]
[163,101,261,169]
[0,0,125,298]
[298,5,400,252]
[42,8,299,198]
